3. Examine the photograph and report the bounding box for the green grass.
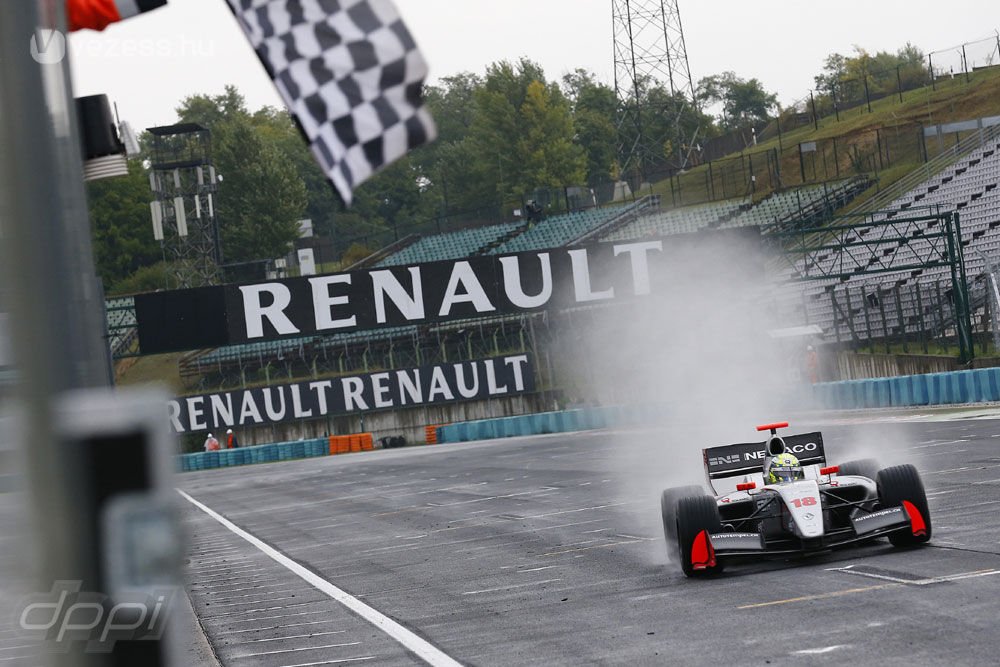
[850,339,998,359]
[643,67,1000,209]
[116,352,184,392]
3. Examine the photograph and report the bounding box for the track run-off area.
[178,411,1000,666]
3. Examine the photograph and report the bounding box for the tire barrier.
[811,367,1000,409]
[328,433,374,455]
[424,424,446,444]
[434,404,665,444]
[179,433,373,472]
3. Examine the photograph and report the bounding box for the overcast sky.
[68,0,999,131]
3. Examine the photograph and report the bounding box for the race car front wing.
[707,504,919,558]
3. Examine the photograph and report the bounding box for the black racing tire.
[876,464,932,547]
[839,458,880,480]
[676,495,724,577]
[660,485,704,562]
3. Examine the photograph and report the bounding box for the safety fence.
[178,433,374,472]
[645,122,934,208]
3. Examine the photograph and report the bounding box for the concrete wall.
[833,351,1000,381]
[836,352,960,380]
[230,391,558,447]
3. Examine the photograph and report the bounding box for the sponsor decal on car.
[854,507,903,523]
[740,442,819,462]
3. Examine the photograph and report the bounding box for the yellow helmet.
[767,453,804,484]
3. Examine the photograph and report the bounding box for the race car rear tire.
[876,464,932,547]
[839,458,879,480]
[660,485,704,563]
[676,495,724,577]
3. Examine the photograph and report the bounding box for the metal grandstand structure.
[613,0,699,179]
[179,315,547,393]
[772,206,975,362]
[148,123,222,287]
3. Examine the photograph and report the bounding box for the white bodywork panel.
[774,480,824,538]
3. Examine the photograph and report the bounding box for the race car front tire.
[876,464,932,547]
[660,485,704,563]
[676,495,724,577]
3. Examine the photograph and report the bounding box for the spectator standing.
[226,429,240,448]
[804,345,819,384]
[204,433,220,451]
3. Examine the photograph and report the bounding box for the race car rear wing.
[702,432,826,487]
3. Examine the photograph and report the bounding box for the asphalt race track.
[178,416,1000,666]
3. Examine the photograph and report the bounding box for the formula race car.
[661,422,931,577]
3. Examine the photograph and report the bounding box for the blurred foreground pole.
[0,1,120,666]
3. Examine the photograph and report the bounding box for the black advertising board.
[136,228,761,355]
[169,354,534,433]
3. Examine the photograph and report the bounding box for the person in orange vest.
[66,0,166,32]
[804,345,820,384]
[226,429,240,449]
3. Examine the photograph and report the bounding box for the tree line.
[90,45,927,295]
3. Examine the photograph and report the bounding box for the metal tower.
[147,123,221,287]
[613,0,699,183]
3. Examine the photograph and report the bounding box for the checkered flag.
[223,0,437,204]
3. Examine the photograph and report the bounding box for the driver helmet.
[767,452,804,484]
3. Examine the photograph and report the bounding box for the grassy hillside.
[647,67,1000,206]
[115,353,184,392]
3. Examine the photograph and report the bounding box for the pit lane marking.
[826,565,1000,585]
[280,658,376,666]
[247,631,347,644]
[539,537,648,557]
[178,490,463,667]
[794,645,849,655]
[461,578,562,595]
[215,620,332,637]
[237,641,360,658]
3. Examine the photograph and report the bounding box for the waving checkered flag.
[223,0,437,204]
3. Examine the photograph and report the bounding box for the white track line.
[826,564,1000,585]
[794,645,848,655]
[178,489,463,667]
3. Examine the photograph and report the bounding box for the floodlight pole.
[0,2,133,666]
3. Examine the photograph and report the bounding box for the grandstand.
[595,179,870,243]
[777,130,1000,350]
[105,296,137,356]
[487,200,645,254]
[720,180,865,230]
[178,316,536,392]
[374,221,523,267]
[600,199,744,241]
[365,200,655,268]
